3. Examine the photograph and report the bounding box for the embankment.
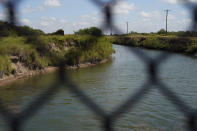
[0,35,114,86]
[112,36,197,56]
[0,58,110,86]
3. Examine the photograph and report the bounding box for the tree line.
[0,20,103,37]
[128,28,197,37]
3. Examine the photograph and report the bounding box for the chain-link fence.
[0,0,197,131]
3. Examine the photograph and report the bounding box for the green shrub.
[157,29,166,35]
[75,27,102,36]
[0,35,114,75]
[186,41,197,54]
[0,55,12,77]
[142,37,161,49]
[0,21,45,37]
[50,29,64,36]
[17,26,45,36]
[65,37,114,65]
[0,37,30,56]
[26,35,50,54]
[0,37,49,70]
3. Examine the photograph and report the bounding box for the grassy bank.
[0,35,114,78]
[111,35,197,55]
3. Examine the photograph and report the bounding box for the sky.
[0,0,196,34]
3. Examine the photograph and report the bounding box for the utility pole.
[110,26,112,35]
[126,22,129,34]
[164,10,170,35]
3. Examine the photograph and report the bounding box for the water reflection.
[0,45,196,131]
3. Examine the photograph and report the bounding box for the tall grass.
[113,36,197,55]
[0,35,114,76]
[65,37,114,65]
[0,55,12,77]
[0,37,49,70]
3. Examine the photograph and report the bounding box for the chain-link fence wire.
[0,0,196,130]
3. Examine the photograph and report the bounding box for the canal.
[0,45,197,131]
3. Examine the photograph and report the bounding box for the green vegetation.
[65,36,113,65]
[110,28,197,55]
[0,21,44,36]
[0,22,113,78]
[48,29,64,36]
[112,35,197,55]
[0,55,12,77]
[0,35,113,76]
[157,29,166,35]
[127,29,197,37]
[74,27,102,36]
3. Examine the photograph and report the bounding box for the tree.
[157,29,166,34]
[51,29,64,35]
[129,31,138,34]
[0,20,45,36]
[74,27,102,36]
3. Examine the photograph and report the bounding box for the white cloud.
[21,18,31,25]
[140,11,151,17]
[38,16,72,33]
[139,11,177,31]
[140,11,162,19]
[177,18,192,24]
[44,0,62,7]
[40,17,57,27]
[80,14,91,19]
[60,19,67,23]
[163,0,197,4]
[164,0,179,4]
[31,12,101,33]
[80,13,100,23]
[118,10,166,33]
[168,14,176,20]
[181,11,187,16]
[38,6,45,11]
[0,12,4,19]
[49,17,57,21]
[0,11,6,20]
[22,5,44,14]
[40,21,49,27]
[73,13,101,31]
[114,0,134,15]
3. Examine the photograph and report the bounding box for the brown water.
[0,45,197,131]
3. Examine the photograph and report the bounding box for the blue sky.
[0,0,195,34]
